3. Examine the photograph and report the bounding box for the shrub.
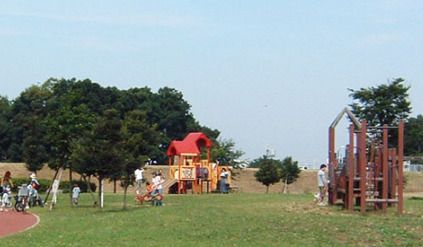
[11,178,51,193]
[10,178,96,193]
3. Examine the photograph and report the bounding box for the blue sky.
[1,1,422,167]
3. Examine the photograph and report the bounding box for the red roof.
[166,132,212,157]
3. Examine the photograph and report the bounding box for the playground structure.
[166,132,231,194]
[328,108,404,214]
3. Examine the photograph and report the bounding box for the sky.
[1,1,423,167]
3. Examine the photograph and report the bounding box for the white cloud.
[4,11,201,29]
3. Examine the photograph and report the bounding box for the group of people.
[0,171,14,211]
[0,171,42,211]
[134,166,165,206]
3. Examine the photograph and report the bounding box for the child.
[145,182,153,195]
[72,184,81,206]
[316,164,328,206]
[0,186,11,212]
[152,172,164,206]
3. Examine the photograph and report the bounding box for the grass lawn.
[2,193,423,246]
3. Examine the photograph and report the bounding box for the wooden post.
[382,124,389,211]
[347,124,355,211]
[397,120,404,214]
[359,120,367,215]
[390,149,397,200]
[328,127,337,205]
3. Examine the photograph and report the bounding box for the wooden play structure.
[166,132,231,194]
[328,108,404,214]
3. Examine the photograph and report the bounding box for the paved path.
[0,211,39,238]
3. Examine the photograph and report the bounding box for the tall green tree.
[120,110,161,209]
[254,158,281,193]
[0,96,12,160]
[405,115,423,155]
[279,156,301,194]
[72,109,123,208]
[249,155,270,168]
[11,85,52,171]
[150,87,205,162]
[349,78,411,127]
[211,138,244,166]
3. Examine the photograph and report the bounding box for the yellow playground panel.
[166,133,231,194]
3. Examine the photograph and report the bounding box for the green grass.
[2,193,423,246]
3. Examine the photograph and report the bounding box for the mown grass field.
[2,193,423,246]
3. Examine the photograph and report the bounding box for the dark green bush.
[11,178,51,193]
[10,178,96,193]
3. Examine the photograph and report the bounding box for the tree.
[254,158,281,193]
[150,87,202,163]
[405,115,423,155]
[11,85,52,171]
[279,157,301,194]
[0,96,12,160]
[211,138,244,166]
[71,109,123,208]
[349,78,411,127]
[249,155,270,168]
[120,110,160,209]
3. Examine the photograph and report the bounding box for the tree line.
[0,78,243,208]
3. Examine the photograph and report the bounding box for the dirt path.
[0,211,39,238]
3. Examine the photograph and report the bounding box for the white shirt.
[152,175,163,190]
[134,168,144,181]
[220,171,229,178]
[317,170,327,187]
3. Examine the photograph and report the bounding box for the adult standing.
[28,173,41,208]
[134,166,145,194]
[1,171,14,190]
[219,168,229,194]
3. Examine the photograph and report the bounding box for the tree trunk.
[283,177,288,194]
[123,182,128,210]
[113,179,117,193]
[44,168,60,202]
[98,177,104,208]
[266,185,269,193]
[83,175,97,206]
[69,167,73,205]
